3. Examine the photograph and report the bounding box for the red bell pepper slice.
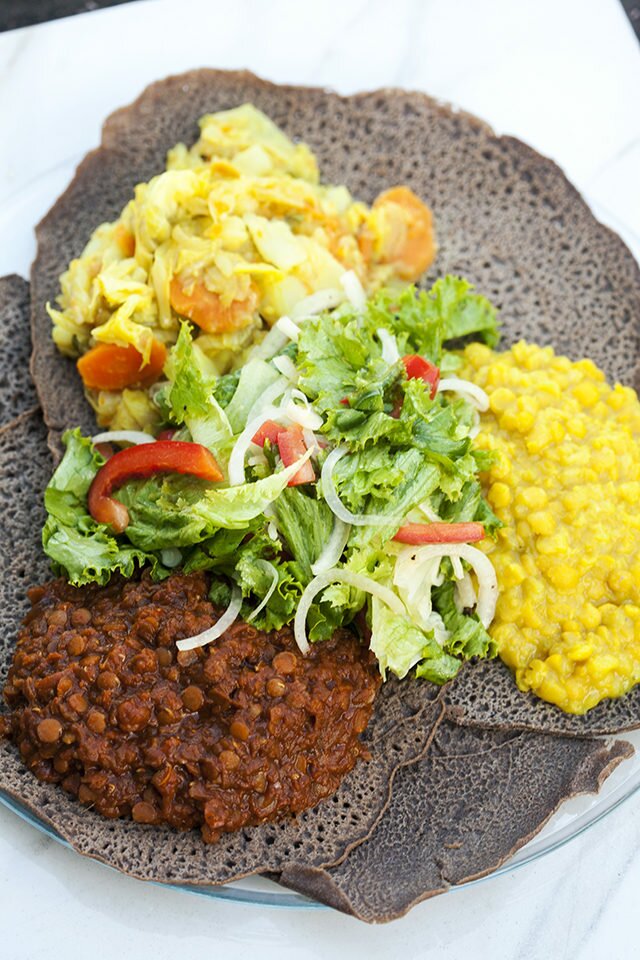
[393,522,485,545]
[252,419,283,447]
[402,354,440,399]
[88,441,223,533]
[276,426,316,486]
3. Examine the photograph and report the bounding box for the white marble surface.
[0,0,639,956]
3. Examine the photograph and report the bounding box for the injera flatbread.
[277,722,633,922]
[0,380,447,884]
[445,659,640,737]
[27,71,640,737]
[0,280,635,916]
[0,274,37,428]
[31,69,640,463]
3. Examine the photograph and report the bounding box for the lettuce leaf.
[42,431,156,585]
[370,597,461,682]
[432,580,498,660]
[223,358,282,433]
[273,487,335,579]
[164,324,232,451]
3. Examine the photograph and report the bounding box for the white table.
[1,1,639,956]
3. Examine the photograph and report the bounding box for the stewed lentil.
[1,571,380,842]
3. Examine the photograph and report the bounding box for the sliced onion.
[245,377,288,425]
[246,560,279,622]
[451,555,464,580]
[160,547,182,568]
[284,390,324,431]
[301,427,322,454]
[267,521,279,541]
[418,500,440,522]
[469,409,481,439]
[176,585,243,651]
[396,543,497,628]
[227,404,289,485]
[294,569,406,654]
[393,552,443,627]
[377,328,400,365]
[311,518,351,575]
[424,610,450,647]
[272,355,298,381]
[455,571,477,610]
[247,325,288,361]
[340,270,366,311]
[92,430,156,446]
[275,315,301,342]
[291,287,344,319]
[437,378,490,412]
[320,446,405,526]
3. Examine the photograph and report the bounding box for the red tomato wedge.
[88,441,223,533]
[252,420,283,447]
[393,522,485,544]
[276,426,316,486]
[402,354,440,399]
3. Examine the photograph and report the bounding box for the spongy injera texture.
[445,659,640,737]
[31,70,640,461]
[0,274,37,427]
[0,404,446,883]
[277,722,633,922]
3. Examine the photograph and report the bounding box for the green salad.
[43,275,502,683]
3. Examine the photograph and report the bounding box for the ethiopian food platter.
[0,70,639,922]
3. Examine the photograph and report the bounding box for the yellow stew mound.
[48,104,435,432]
[465,341,640,714]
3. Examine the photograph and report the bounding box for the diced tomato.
[393,522,485,545]
[251,420,283,447]
[276,426,316,486]
[340,397,350,406]
[402,354,440,399]
[156,429,177,441]
[88,441,223,533]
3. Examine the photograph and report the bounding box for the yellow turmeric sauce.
[463,341,640,714]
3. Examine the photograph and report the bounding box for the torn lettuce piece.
[164,323,232,452]
[42,430,157,585]
[432,579,497,660]
[223,358,283,433]
[272,487,335,579]
[370,596,459,681]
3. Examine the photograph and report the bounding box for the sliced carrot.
[114,224,136,258]
[370,185,436,281]
[77,339,167,391]
[169,276,257,333]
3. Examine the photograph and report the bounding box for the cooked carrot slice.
[169,277,257,333]
[370,185,436,281]
[114,224,136,258]
[77,339,167,391]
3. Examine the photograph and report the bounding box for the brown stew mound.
[1,571,380,842]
